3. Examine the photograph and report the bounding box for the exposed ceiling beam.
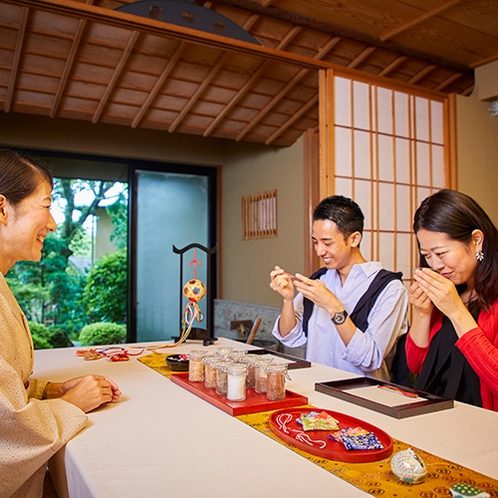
[169,11,260,132]
[469,52,498,69]
[348,46,376,69]
[408,64,437,84]
[5,6,29,113]
[50,17,87,118]
[92,30,140,124]
[6,0,333,72]
[210,0,472,74]
[131,41,187,128]
[237,35,341,140]
[379,0,461,42]
[378,55,408,77]
[266,93,318,145]
[203,24,302,137]
[434,72,462,92]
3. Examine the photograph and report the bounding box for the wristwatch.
[331,310,348,325]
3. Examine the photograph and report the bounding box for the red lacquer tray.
[170,373,308,416]
[269,407,393,463]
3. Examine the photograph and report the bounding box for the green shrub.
[27,321,73,348]
[31,334,52,349]
[82,249,127,324]
[78,322,127,346]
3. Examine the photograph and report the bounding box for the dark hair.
[0,149,53,206]
[313,195,364,239]
[413,189,498,311]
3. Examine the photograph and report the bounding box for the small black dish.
[166,354,189,372]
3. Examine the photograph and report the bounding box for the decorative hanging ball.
[390,448,427,484]
[183,279,207,303]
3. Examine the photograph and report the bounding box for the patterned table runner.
[139,352,498,496]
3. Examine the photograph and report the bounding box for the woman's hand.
[409,280,434,316]
[413,268,463,317]
[61,375,122,413]
[269,266,295,301]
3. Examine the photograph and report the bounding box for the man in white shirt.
[270,195,409,380]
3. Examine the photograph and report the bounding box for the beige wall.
[456,91,498,225]
[0,112,307,307]
[222,138,305,307]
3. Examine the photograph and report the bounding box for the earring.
[476,251,484,262]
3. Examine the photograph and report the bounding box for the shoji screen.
[332,76,449,281]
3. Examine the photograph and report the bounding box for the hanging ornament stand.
[171,243,217,346]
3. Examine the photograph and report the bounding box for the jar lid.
[227,363,247,374]
[267,363,288,371]
[187,349,207,359]
[214,360,233,370]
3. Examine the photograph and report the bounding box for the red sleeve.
[456,320,498,398]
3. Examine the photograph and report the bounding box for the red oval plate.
[269,407,393,463]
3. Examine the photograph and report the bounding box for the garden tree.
[8,178,128,337]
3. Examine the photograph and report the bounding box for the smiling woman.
[0,149,122,498]
[406,189,498,411]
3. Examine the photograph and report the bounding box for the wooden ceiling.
[1,0,497,147]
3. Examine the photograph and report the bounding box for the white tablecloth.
[33,339,498,498]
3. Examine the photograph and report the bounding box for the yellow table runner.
[139,352,498,496]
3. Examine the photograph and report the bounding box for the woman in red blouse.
[407,189,498,411]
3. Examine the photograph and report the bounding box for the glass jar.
[267,363,288,400]
[254,357,273,394]
[226,363,248,401]
[203,354,219,389]
[213,346,233,359]
[228,350,247,363]
[241,354,260,389]
[187,349,206,382]
[215,361,233,396]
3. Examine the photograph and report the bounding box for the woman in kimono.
[407,189,498,411]
[0,149,121,497]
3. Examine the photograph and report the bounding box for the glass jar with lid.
[266,363,288,400]
[241,354,260,388]
[215,360,233,396]
[203,354,219,389]
[254,357,273,394]
[226,363,248,401]
[187,349,207,382]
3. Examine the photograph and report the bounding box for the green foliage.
[82,248,127,324]
[28,320,73,348]
[106,191,128,250]
[31,334,52,350]
[78,322,127,346]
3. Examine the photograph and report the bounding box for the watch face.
[332,311,347,325]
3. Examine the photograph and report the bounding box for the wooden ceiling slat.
[168,52,229,132]
[347,46,375,69]
[168,11,259,132]
[131,40,186,128]
[266,93,318,145]
[5,6,28,113]
[379,0,461,42]
[92,29,139,123]
[50,17,87,118]
[408,64,436,84]
[434,71,462,91]
[236,35,340,141]
[378,55,407,77]
[203,24,301,137]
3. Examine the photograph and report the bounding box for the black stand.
[171,243,217,346]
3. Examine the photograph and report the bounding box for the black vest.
[302,268,403,335]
